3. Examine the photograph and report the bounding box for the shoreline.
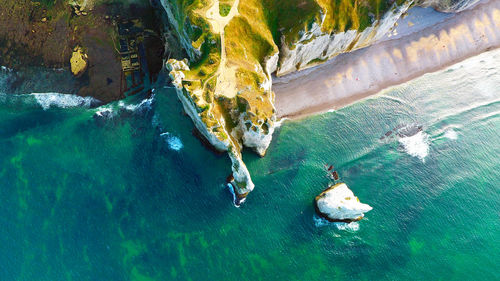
[273,0,500,120]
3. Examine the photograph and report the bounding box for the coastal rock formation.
[166,58,256,201]
[161,0,278,199]
[0,0,165,102]
[276,1,413,76]
[275,0,479,75]
[160,0,480,202]
[315,183,373,222]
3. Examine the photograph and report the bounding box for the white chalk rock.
[315,183,372,222]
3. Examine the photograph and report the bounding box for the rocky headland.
[160,0,485,201]
[1,0,493,204]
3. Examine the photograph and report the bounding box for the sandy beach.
[273,0,500,119]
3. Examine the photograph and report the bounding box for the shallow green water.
[0,49,499,281]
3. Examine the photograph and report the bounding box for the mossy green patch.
[219,4,231,16]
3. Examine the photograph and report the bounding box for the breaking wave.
[93,95,155,119]
[313,215,360,232]
[227,183,243,208]
[444,128,458,140]
[118,95,154,113]
[32,92,100,110]
[398,131,430,162]
[397,125,429,162]
[160,132,183,151]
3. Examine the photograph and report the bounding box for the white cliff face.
[167,59,255,196]
[238,113,276,157]
[276,1,414,76]
[167,60,229,150]
[236,51,279,157]
[274,0,479,76]
[417,0,481,12]
[315,183,373,222]
[159,0,201,60]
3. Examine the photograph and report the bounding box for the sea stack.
[314,183,373,222]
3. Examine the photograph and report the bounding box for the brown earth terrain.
[0,0,165,103]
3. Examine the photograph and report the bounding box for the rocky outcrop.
[315,183,373,222]
[160,0,480,204]
[161,0,278,202]
[70,46,88,77]
[167,59,255,201]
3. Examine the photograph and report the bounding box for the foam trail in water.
[335,222,360,232]
[160,132,183,151]
[313,215,330,227]
[313,215,360,232]
[120,95,154,112]
[31,93,100,110]
[227,183,242,208]
[94,95,155,119]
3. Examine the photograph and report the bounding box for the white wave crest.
[313,215,360,232]
[94,96,155,119]
[444,129,458,140]
[335,222,360,232]
[32,92,99,110]
[160,132,183,151]
[94,107,116,118]
[1,66,13,72]
[398,130,430,162]
[119,95,154,112]
[227,183,244,208]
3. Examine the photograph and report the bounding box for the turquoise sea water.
[0,48,499,281]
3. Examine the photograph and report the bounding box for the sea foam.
[313,215,360,232]
[398,129,430,162]
[32,92,99,110]
[227,183,244,207]
[119,95,154,113]
[160,132,183,151]
[444,129,458,140]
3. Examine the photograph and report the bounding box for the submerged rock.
[314,183,372,222]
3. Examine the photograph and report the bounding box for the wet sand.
[273,0,500,119]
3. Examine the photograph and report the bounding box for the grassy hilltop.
[166,0,407,134]
[165,0,410,195]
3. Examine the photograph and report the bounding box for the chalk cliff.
[160,0,479,202]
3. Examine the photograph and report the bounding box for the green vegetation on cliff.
[164,0,412,195]
[165,0,408,134]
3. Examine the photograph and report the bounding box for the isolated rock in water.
[315,183,372,222]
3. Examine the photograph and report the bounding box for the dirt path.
[205,0,240,98]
